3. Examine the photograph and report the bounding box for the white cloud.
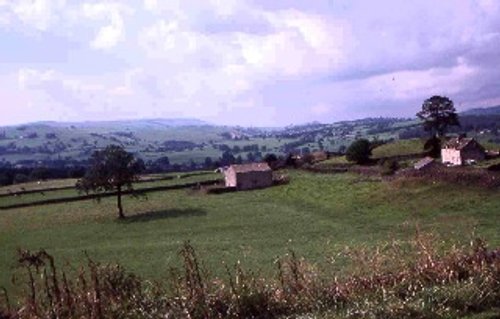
[17,68,107,114]
[2,0,500,126]
[137,3,350,118]
[363,61,477,101]
[143,0,157,11]
[82,2,132,50]
[1,0,66,31]
[478,0,500,12]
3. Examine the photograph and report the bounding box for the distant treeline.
[398,115,500,140]
[0,149,285,186]
[0,166,87,186]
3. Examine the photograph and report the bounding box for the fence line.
[0,171,215,198]
[0,179,222,210]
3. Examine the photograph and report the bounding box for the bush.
[264,153,278,165]
[346,139,372,164]
[13,173,29,184]
[0,172,11,186]
[29,167,50,181]
[487,163,500,171]
[379,159,399,175]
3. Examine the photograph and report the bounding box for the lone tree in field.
[417,96,460,138]
[346,139,372,164]
[77,145,144,219]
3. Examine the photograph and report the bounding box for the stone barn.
[441,137,486,166]
[309,151,328,163]
[223,163,273,190]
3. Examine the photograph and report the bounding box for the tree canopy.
[76,144,144,219]
[417,96,460,137]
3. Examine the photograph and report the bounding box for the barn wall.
[235,171,273,190]
[224,169,237,187]
[441,149,462,165]
[461,144,486,162]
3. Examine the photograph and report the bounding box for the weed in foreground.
[1,233,499,318]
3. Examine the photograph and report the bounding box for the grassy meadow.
[1,169,499,299]
[371,138,425,158]
[0,172,220,207]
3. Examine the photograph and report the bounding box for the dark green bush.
[379,159,400,175]
[13,173,29,184]
[346,139,372,164]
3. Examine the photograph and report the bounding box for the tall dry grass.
[1,232,499,318]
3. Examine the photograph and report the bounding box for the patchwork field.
[1,170,499,301]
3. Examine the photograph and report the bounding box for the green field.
[1,170,499,298]
[372,138,425,158]
[0,172,220,207]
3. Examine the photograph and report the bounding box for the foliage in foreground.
[1,233,499,319]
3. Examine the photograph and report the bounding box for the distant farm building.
[309,151,328,163]
[223,163,273,190]
[414,157,435,170]
[441,137,486,166]
[290,151,328,166]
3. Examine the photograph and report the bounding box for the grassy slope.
[0,173,220,207]
[371,138,425,158]
[1,170,499,296]
[0,178,79,194]
[318,156,349,165]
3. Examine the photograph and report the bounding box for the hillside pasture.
[1,170,499,299]
[0,178,78,195]
[0,172,220,208]
[318,156,350,165]
[371,138,425,158]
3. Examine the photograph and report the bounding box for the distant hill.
[33,118,211,128]
[461,105,500,116]
[0,108,498,169]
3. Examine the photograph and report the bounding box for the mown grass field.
[1,170,499,299]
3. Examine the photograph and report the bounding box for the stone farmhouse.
[223,162,273,190]
[441,137,486,166]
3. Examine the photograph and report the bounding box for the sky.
[1,0,500,127]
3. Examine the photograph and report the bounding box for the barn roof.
[311,151,328,159]
[228,162,271,173]
[414,156,434,170]
[443,137,479,150]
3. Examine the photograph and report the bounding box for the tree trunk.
[117,186,125,219]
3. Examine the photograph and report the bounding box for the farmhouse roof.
[443,137,478,150]
[229,162,271,173]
